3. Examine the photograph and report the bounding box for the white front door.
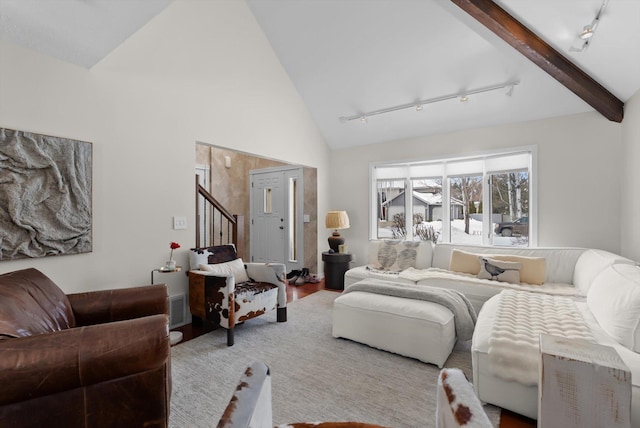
[251,170,285,264]
[250,167,304,273]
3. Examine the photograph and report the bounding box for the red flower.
[169,242,180,261]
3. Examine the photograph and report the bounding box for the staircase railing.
[195,176,245,258]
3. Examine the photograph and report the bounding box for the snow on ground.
[378,218,528,247]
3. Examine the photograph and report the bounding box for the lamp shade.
[325,211,350,230]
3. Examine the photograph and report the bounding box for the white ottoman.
[332,290,456,367]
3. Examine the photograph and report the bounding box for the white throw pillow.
[199,258,250,284]
[587,264,640,352]
[477,256,521,284]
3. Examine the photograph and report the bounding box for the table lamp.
[325,210,350,252]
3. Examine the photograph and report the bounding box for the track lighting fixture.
[339,80,519,124]
[570,0,608,52]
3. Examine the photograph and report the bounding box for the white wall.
[621,89,640,261]
[0,0,331,293]
[330,112,624,266]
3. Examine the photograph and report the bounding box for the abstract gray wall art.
[0,128,92,260]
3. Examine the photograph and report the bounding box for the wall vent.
[169,294,187,329]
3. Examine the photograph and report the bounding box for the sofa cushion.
[477,257,521,284]
[0,268,75,338]
[449,249,544,285]
[199,258,250,284]
[587,264,640,352]
[574,249,636,295]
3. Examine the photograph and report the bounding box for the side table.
[538,333,631,427]
[322,252,352,290]
[151,266,188,346]
[151,266,182,284]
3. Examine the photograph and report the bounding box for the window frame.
[369,146,537,246]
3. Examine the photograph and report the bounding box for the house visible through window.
[371,147,535,247]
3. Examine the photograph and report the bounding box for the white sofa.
[337,240,640,423]
[344,241,626,312]
[473,263,640,425]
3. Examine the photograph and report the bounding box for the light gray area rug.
[170,290,500,427]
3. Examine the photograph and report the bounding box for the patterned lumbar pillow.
[477,256,521,284]
[370,240,420,272]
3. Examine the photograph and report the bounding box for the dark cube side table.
[322,251,352,290]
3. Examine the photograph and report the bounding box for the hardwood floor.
[174,279,535,427]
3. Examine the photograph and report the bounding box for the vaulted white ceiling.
[2,0,639,149]
[0,0,173,68]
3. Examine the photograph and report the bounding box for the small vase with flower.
[165,241,180,271]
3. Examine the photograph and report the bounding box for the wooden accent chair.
[188,245,287,346]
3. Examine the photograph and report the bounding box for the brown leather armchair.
[0,268,171,428]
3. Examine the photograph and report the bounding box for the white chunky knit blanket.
[488,290,593,385]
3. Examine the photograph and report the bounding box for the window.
[449,174,483,245]
[375,179,406,239]
[370,147,535,247]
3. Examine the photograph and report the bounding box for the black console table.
[322,252,352,290]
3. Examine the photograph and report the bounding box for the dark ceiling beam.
[450,0,624,123]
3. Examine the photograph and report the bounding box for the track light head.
[571,0,608,51]
[580,25,594,40]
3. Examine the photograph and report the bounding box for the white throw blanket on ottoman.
[488,290,593,385]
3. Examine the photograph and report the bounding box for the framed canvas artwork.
[0,128,92,260]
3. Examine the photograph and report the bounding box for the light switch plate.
[173,216,187,230]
